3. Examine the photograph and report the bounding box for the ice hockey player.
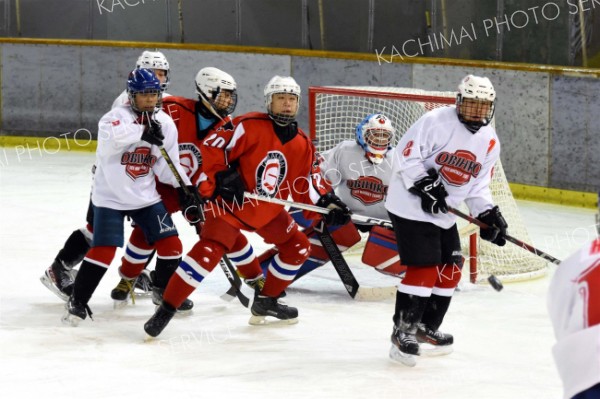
[40,50,173,301]
[385,74,507,366]
[548,195,600,399]
[62,68,195,326]
[110,67,253,312]
[143,75,352,337]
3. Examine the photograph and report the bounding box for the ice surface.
[0,148,595,399]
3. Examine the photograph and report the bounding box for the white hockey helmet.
[456,74,496,133]
[264,76,301,125]
[195,67,238,117]
[136,51,170,90]
[355,113,396,164]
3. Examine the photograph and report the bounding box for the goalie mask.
[456,74,496,133]
[195,67,238,118]
[136,51,170,90]
[264,76,301,126]
[356,114,395,165]
[127,68,162,113]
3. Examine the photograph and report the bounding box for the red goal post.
[308,85,548,283]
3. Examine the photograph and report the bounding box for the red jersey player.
[144,76,352,337]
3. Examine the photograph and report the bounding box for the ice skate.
[61,296,92,327]
[133,269,153,297]
[144,302,176,338]
[152,287,193,314]
[110,278,135,309]
[389,325,420,367]
[416,324,454,356]
[40,260,76,301]
[249,293,298,326]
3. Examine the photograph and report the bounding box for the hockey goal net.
[308,86,548,283]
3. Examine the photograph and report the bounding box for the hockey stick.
[244,192,397,300]
[243,192,393,228]
[313,219,359,298]
[158,145,250,307]
[448,206,561,265]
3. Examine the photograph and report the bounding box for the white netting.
[310,86,548,282]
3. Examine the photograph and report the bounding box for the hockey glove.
[141,121,164,146]
[316,192,352,226]
[476,206,508,246]
[409,169,449,214]
[177,185,205,224]
[214,167,246,204]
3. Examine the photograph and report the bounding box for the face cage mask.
[200,89,238,118]
[267,94,300,126]
[129,90,163,114]
[456,95,495,133]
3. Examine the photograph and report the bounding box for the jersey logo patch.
[121,147,157,180]
[435,150,482,186]
[347,176,388,205]
[179,143,202,179]
[255,151,288,197]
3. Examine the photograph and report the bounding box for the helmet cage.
[195,67,238,117]
[355,114,395,164]
[456,95,496,131]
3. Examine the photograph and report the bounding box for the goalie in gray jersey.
[277,113,406,280]
[321,113,395,228]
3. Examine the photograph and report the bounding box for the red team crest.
[346,176,388,205]
[255,151,288,196]
[121,147,157,180]
[435,149,482,186]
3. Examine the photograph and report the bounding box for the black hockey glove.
[214,167,245,204]
[409,169,449,214]
[317,192,352,226]
[141,120,164,146]
[476,206,508,246]
[177,185,205,224]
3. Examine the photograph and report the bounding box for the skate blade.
[40,274,69,302]
[389,345,417,367]
[61,312,83,327]
[113,299,129,310]
[420,344,453,357]
[248,315,299,326]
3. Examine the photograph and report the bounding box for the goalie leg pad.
[362,225,406,277]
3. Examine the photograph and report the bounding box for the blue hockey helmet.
[355,113,395,164]
[127,68,162,112]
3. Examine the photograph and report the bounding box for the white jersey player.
[385,74,508,366]
[41,50,175,302]
[111,50,172,109]
[548,205,600,399]
[62,68,193,326]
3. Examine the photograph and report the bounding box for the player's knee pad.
[277,229,311,266]
[186,240,226,273]
[434,258,463,290]
[400,265,439,291]
[154,235,182,259]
